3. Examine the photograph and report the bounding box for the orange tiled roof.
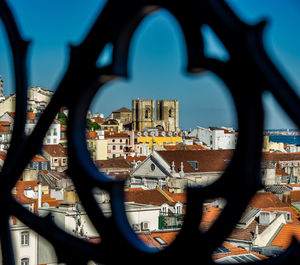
[14,181,38,205]
[271,223,300,249]
[31,155,49,162]
[95,158,132,170]
[163,145,207,151]
[276,167,289,176]
[104,131,129,138]
[249,192,289,208]
[125,188,176,207]
[199,206,222,232]
[26,112,36,119]
[0,125,9,133]
[157,150,233,173]
[0,151,7,160]
[43,144,67,157]
[165,190,187,204]
[14,181,63,213]
[92,116,105,124]
[262,207,300,224]
[290,190,300,202]
[263,152,300,162]
[139,231,179,247]
[102,119,119,126]
[0,121,11,126]
[125,156,147,163]
[112,107,131,113]
[8,112,15,119]
[228,219,268,242]
[86,131,99,140]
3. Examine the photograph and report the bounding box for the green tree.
[57,111,67,125]
[86,119,100,131]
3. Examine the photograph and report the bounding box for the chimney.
[38,182,42,208]
[171,161,175,173]
[179,162,184,178]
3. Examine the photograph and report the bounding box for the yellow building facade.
[137,135,182,149]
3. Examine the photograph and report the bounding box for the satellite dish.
[168,132,173,137]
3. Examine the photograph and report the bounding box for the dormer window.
[187,161,198,170]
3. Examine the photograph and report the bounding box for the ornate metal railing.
[0,0,300,264]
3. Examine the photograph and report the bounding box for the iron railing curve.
[0,0,300,264]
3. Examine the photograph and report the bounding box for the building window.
[112,139,115,142]
[145,109,149,119]
[53,128,57,136]
[53,138,57,144]
[169,108,172,117]
[62,158,67,164]
[54,158,58,165]
[21,231,29,246]
[21,258,29,265]
[47,138,50,144]
[112,145,116,150]
[120,145,122,150]
[120,139,122,142]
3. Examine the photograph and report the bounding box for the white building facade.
[189,126,237,150]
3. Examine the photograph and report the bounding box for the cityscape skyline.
[0,0,299,130]
[0,1,300,263]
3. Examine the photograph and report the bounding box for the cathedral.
[132,98,179,132]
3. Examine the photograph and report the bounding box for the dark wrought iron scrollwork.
[0,0,300,264]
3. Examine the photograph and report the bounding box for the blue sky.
[0,0,299,130]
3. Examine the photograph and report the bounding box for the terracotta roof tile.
[112,107,131,113]
[125,187,175,206]
[43,144,67,157]
[263,152,300,162]
[228,219,268,242]
[104,131,129,138]
[163,145,207,151]
[0,121,11,126]
[102,119,119,126]
[272,223,300,249]
[92,116,105,124]
[125,156,147,163]
[86,131,99,139]
[138,231,178,247]
[95,158,132,170]
[0,125,9,133]
[249,192,289,208]
[290,190,300,202]
[276,167,289,176]
[157,150,233,173]
[164,190,187,204]
[262,207,300,224]
[31,155,49,162]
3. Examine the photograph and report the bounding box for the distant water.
[269,135,300,145]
